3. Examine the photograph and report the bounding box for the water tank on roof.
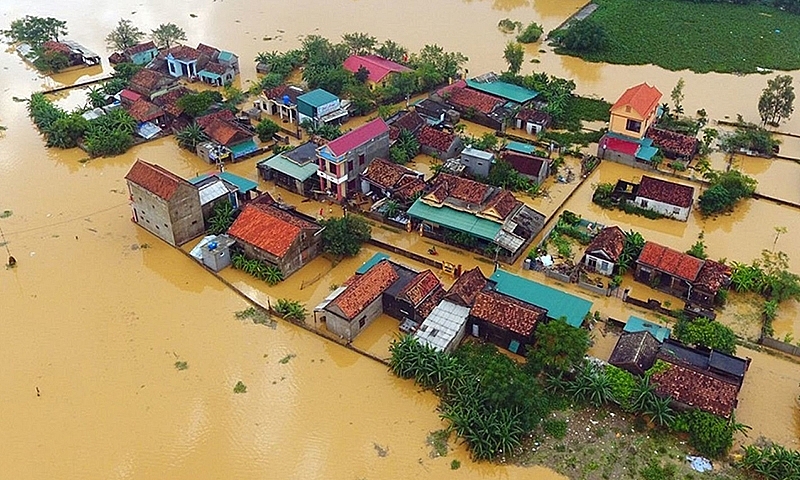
[208,241,218,251]
[283,95,290,105]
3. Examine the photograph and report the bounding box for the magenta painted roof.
[325,118,388,157]
[601,135,639,156]
[343,55,412,83]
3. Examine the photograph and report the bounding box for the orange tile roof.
[445,266,487,306]
[482,190,520,220]
[400,270,442,306]
[585,226,626,262]
[331,260,399,319]
[471,291,546,337]
[694,260,732,294]
[127,98,165,123]
[124,159,185,200]
[417,125,457,153]
[637,175,694,208]
[637,241,703,281]
[168,45,202,61]
[228,203,318,258]
[612,83,662,118]
[426,173,490,205]
[651,359,739,418]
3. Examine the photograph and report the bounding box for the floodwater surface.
[2,0,800,477]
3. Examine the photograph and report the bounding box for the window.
[672,207,680,214]
[192,220,198,225]
[164,223,169,228]
[347,159,354,173]
[600,261,609,271]
[358,154,365,166]
[640,199,648,208]
[358,317,366,328]
[626,119,642,133]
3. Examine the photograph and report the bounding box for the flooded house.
[359,158,425,205]
[611,332,748,418]
[407,174,545,262]
[431,80,507,131]
[108,41,159,66]
[581,225,626,276]
[386,110,425,141]
[459,147,494,178]
[316,118,390,201]
[297,88,349,128]
[162,44,239,86]
[188,171,259,226]
[500,150,550,186]
[151,86,192,127]
[34,39,101,68]
[342,54,412,90]
[413,98,459,126]
[128,68,179,99]
[257,84,305,126]
[598,83,662,168]
[417,125,463,160]
[635,241,731,308]
[612,175,695,221]
[257,141,320,197]
[226,198,323,278]
[514,108,552,135]
[195,110,259,163]
[124,159,204,246]
[127,98,166,139]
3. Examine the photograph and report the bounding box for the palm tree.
[176,123,207,150]
[384,200,400,219]
[87,86,107,109]
[587,369,613,407]
[644,395,675,427]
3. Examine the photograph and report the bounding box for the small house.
[297,89,349,127]
[386,110,425,142]
[432,80,508,131]
[633,175,694,221]
[500,151,549,186]
[581,225,626,276]
[413,300,471,353]
[316,118,390,201]
[466,74,539,106]
[514,108,551,135]
[257,142,320,197]
[258,84,305,125]
[608,330,661,376]
[414,98,459,126]
[110,41,158,66]
[417,125,463,160]
[623,316,671,342]
[359,158,425,204]
[128,98,166,127]
[343,54,412,89]
[42,40,101,68]
[124,159,204,246]
[188,171,259,226]
[467,290,547,355]
[196,110,258,161]
[609,83,662,140]
[151,86,192,125]
[459,147,494,178]
[226,201,323,278]
[128,68,178,99]
[118,89,142,107]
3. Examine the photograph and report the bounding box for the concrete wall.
[239,229,322,278]
[128,182,203,246]
[338,130,390,198]
[632,196,691,221]
[325,296,384,341]
[584,253,615,276]
[168,183,205,245]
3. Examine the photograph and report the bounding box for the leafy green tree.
[341,32,377,55]
[759,74,795,126]
[686,231,707,259]
[556,19,608,54]
[255,119,280,142]
[319,215,372,257]
[671,78,686,115]
[526,318,589,374]
[106,19,145,51]
[176,122,207,150]
[376,40,407,63]
[675,410,739,459]
[410,44,468,80]
[177,91,221,118]
[503,42,525,75]
[150,23,186,49]
[87,86,107,109]
[223,86,245,106]
[2,16,67,48]
[112,62,142,82]
[208,200,235,235]
[45,114,88,148]
[257,72,284,92]
[344,82,377,116]
[32,48,70,73]
[699,169,757,215]
[354,65,370,84]
[673,317,737,354]
[517,22,543,43]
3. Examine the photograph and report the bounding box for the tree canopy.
[2,16,67,48]
[503,42,524,75]
[319,215,372,257]
[553,19,608,54]
[151,23,186,49]
[106,19,145,51]
[526,318,590,374]
[673,317,737,355]
[758,74,795,126]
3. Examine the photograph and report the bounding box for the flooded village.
[3,0,800,479]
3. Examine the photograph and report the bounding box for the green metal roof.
[218,51,235,62]
[505,141,536,154]
[297,88,339,108]
[466,79,539,104]
[624,316,670,342]
[489,269,593,328]
[260,154,319,182]
[218,172,258,192]
[356,252,390,274]
[407,199,501,242]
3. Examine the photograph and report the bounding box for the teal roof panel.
[505,141,536,154]
[218,171,258,192]
[466,79,539,104]
[297,88,339,108]
[260,154,319,182]
[624,316,671,342]
[407,199,501,242]
[356,252,390,274]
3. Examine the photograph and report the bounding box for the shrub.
[677,410,736,459]
[233,381,247,394]
[517,22,544,43]
[542,418,568,439]
[673,317,736,354]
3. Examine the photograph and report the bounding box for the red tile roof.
[445,266,487,306]
[196,43,220,58]
[196,109,236,129]
[651,358,739,418]
[343,55,412,83]
[637,242,703,281]
[124,41,157,56]
[202,61,228,75]
[130,68,174,95]
[417,287,446,319]
[471,291,546,337]
[438,80,503,114]
[227,203,318,258]
[168,45,202,61]
[331,260,399,319]
[694,260,732,294]
[612,83,662,118]
[392,110,425,133]
[417,125,456,153]
[585,226,626,262]
[482,190,520,220]
[400,270,442,306]
[127,98,165,123]
[501,151,547,178]
[394,176,425,201]
[152,87,190,117]
[264,84,304,103]
[43,41,71,54]
[324,118,388,157]
[119,89,142,103]
[637,175,694,208]
[600,135,639,156]
[202,119,250,145]
[426,173,490,205]
[125,159,186,200]
[361,158,413,190]
[516,108,552,126]
[647,127,698,158]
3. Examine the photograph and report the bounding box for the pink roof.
[343,55,411,83]
[119,89,142,102]
[324,118,388,157]
[602,136,639,156]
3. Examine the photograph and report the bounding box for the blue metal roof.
[189,172,258,192]
[356,252,390,274]
[624,316,670,342]
[466,79,539,104]
[505,141,536,154]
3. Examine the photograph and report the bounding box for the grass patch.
[233,381,247,394]
[0,210,13,218]
[278,353,296,364]
[555,96,612,132]
[234,307,275,327]
[553,0,800,73]
[427,429,450,457]
[174,361,188,370]
[450,459,461,470]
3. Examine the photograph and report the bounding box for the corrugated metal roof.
[465,79,539,104]
[260,154,318,182]
[413,300,470,351]
[197,179,230,205]
[298,88,339,108]
[505,141,536,154]
[356,252,391,274]
[624,316,671,342]
[314,286,348,311]
[407,199,501,242]
[489,269,593,328]
[217,172,258,192]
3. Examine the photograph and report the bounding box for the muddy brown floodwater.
[2,0,800,477]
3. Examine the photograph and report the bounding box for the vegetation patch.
[233,381,247,394]
[273,298,307,323]
[174,361,188,371]
[234,307,276,328]
[278,353,296,364]
[0,210,12,219]
[550,0,800,73]
[427,429,450,457]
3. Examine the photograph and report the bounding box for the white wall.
[633,196,691,222]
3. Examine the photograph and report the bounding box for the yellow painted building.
[609,83,662,139]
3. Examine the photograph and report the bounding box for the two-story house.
[316,118,390,201]
[598,83,663,167]
[297,88,349,127]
